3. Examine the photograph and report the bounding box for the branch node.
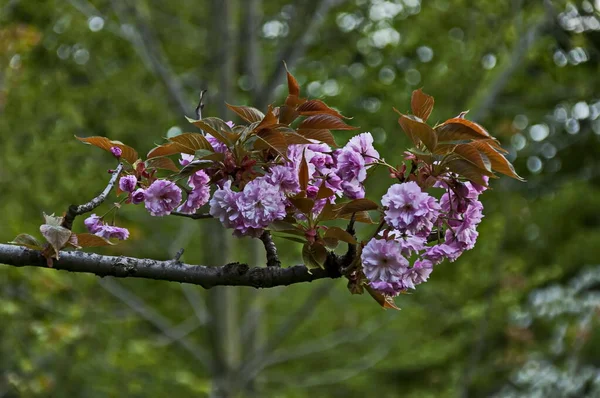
[259,231,281,267]
[173,248,185,263]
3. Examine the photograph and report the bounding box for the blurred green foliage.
[1,0,600,396]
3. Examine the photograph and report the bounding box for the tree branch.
[171,212,213,220]
[259,231,281,267]
[0,244,343,289]
[62,163,124,230]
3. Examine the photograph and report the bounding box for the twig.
[172,248,185,262]
[195,89,207,120]
[0,244,343,289]
[259,231,281,267]
[62,163,124,230]
[171,212,213,220]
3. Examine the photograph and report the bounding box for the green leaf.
[9,233,44,250]
[302,242,328,270]
[76,233,115,247]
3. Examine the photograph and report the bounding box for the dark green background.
[1,0,600,396]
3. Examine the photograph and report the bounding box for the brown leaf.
[284,94,306,109]
[298,114,358,131]
[285,62,300,96]
[365,285,401,310]
[445,159,495,186]
[145,157,180,172]
[338,210,374,224]
[226,103,265,123]
[255,105,279,132]
[255,129,288,157]
[324,226,357,244]
[278,105,300,125]
[435,118,496,145]
[289,197,315,214]
[337,198,379,215]
[411,88,435,121]
[169,133,214,155]
[147,142,181,159]
[471,141,525,181]
[76,233,115,247]
[75,136,138,164]
[285,133,315,145]
[453,143,492,172]
[299,150,309,191]
[398,114,437,152]
[297,129,338,147]
[316,183,335,200]
[297,99,346,119]
[188,117,236,145]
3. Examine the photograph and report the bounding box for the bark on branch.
[62,163,124,230]
[0,244,343,289]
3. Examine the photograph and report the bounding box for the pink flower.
[336,148,367,183]
[144,180,182,216]
[361,238,409,296]
[83,214,129,240]
[178,170,210,214]
[210,181,243,230]
[382,182,440,236]
[131,189,145,204]
[180,154,195,166]
[84,214,103,234]
[119,175,137,193]
[402,260,433,290]
[267,165,300,193]
[189,170,210,189]
[95,225,130,240]
[347,132,380,164]
[178,186,210,214]
[236,178,287,232]
[110,146,122,158]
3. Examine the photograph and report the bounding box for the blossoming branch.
[6,69,523,308]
